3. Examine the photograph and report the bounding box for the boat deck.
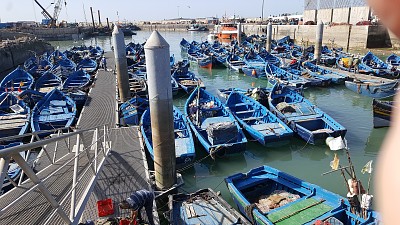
[0,52,155,224]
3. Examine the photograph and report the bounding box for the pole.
[90,7,96,32]
[106,18,110,30]
[98,10,102,28]
[144,31,176,190]
[314,20,324,64]
[261,0,265,24]
[237,22,242,45]
[112,24,131,102]
[266,22,272,53]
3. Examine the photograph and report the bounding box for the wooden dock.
[0,52,156,224]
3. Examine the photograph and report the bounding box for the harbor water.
[51,31,386,206]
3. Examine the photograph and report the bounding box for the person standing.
[119,189,155,225]
[101,56,107,70]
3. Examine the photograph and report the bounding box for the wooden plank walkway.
[320,65,394,83]
[0,52,155,224]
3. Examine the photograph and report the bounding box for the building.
[195,17,219,24]
[304,0,371,25]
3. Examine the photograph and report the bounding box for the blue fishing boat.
[31,89,76,134]
[336,55,373,74]
[62,69,91,90]
[184,88,247,157]
[1,67,34,94]
[386,53,400,67]
[227,92,293,145]
[24,56,52,79]
[1,143,24,190]
[172,67,205,93]
[362,51,398,78]
[243,51,266,78]
[282,65,327,87]
[166,188,251,225]
[65,89,87,108]
[18,90,46,109]
[226,54,246,72]
[303,61,347,84]
[265,64,309,88]
[345,80,398,99]
[128,73,147,98]
[140,106,195,167]
[179,38,191,52]
[268,83,346,144]
[171,76,179,96]
[0,92,30,139]
[50,58,77,79]
[259,49,282,67]
[187,47,212,69]
[170,54,175,68]
[119,96,149,126]
[34,71,62,93]
[373,99,394,128]
[218,88,251,99]
[76,57,98,74]
[225,165,378,225]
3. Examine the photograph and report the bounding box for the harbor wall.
[138,24,214,31]
[242,24,391,49]
[0,38,54,77]
[18,27,88,41]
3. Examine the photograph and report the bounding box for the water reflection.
[364,127,388,156]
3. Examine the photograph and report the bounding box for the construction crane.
[34,0,66,28]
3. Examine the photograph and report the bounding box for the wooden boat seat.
[235,109,255,115]
[201,116,231,129]
[242,116,264,121]
[234,102,251,107]
[311,129,333,134]
[50,100,67,107]
[38,113,74,122]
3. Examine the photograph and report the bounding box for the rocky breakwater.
[0,37,54,77]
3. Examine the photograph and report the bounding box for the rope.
[270,199,326,224]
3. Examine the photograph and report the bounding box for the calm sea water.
[50,31,386,205]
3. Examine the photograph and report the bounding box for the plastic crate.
[120,219,137,225]
[97,198,114,217]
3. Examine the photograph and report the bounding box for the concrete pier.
[144,31,176,190]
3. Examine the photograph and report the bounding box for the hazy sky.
[1,0,304,23]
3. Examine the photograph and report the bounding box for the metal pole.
[144,31,176,190]
[94,128,98,172]
[90,7,96,32]
[314,20,324,64]
[112,24,131,102]
[266,22,272,53]
[106,18,110,30]
[98,10,102,27]
[70,134,80,220]
[261,0,265,24]
[10,152,71,223]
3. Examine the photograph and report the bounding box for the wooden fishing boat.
[282,66,327,87]
[268,83,346,144]
[0,92,30,139]
[386,53,400,66]
[1,67,34,94]
[259,50,282,67]
[225,165,378,225]
[17,90,46,109]
[265,64,309,88]
[1,143,25,191]
[24,56,52,79]
[187,24,209,31]
[119,95,149,126]
[34,72,62,93]
[140,106,195,167]
[227,92,293,145]
[187,47,212,69]
[62,69,91,90]
[128,73,148,98]
[184,88,247,157]
[166,188,251,225]
[345,79,398,99]
[76,57,98,74]
[65,89,88,108]
[226,54,246,72]
[362,51,398,78]
[373,99,395,128]
[171,76,179,96]
[242,52,266,78]
[172,68,205,93]
[50,58,77,79]
[336,56,373,74]
[31,89,76,135]
[303,61,347,84]
[218,88,250,99]
[179,38,191,52]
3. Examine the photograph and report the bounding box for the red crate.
[119,219,137,225]
[97,198,114,217]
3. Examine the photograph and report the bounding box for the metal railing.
[0,124,112,225]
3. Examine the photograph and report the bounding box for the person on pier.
[119,189,155,225]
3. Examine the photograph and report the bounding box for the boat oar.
[195,83,201,126]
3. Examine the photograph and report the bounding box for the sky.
[1,0,304,23]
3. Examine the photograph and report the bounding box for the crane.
[34,0,66,28]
